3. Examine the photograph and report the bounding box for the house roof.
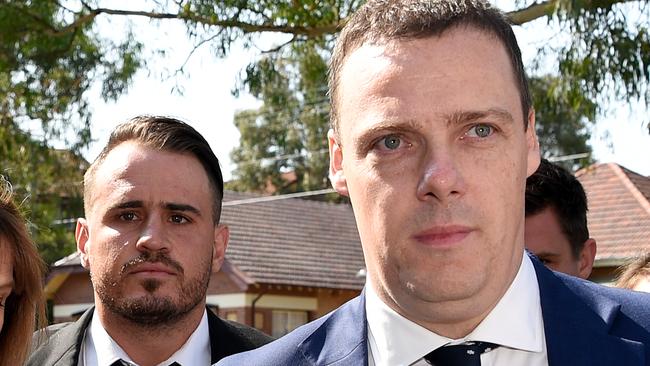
[52,251,83,267]
[50,191,366,291]
[576,163,650,265]
[222,191,365,290]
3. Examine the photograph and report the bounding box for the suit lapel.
[534,258,645,365]
[207,307,241,363]
[298,292,368,365]
[29,307,94,366]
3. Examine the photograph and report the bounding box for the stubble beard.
[92,251,212,327]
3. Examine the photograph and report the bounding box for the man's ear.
[76,218,91,269]
[212,224,229,271]
[328,129,349,196]
[525,108,541,177]
[578,238,597,280]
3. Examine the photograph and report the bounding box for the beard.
[92,250,212,327]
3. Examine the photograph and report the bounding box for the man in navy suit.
[217,0,650,365]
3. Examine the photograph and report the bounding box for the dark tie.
[110,361,132,366]
[424,341,499,366]
[110,360,181,366]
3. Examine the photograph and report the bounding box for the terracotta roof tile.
[576,163,650,263]
[221,191,365,290]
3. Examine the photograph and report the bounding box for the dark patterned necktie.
[110,360,132,366]
[424,341,499,366]
[110,360,181,366]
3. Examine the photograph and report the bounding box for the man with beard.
[28,116,271,366]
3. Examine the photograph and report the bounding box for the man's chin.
[110,295,190,326]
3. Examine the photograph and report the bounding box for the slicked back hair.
[525,159,590,259]
[83,116,224,222]
[328,0,531,137]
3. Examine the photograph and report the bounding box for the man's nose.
[416,148,466,203]
[135,217,169,252]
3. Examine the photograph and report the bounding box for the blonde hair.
[0,177,46,366]
[616,252,650,290]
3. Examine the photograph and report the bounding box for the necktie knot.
[424,341,499,366]
[111,360,181,366]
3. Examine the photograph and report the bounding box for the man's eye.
[466,124,493,138]
[375,134,402,150]
[119,212,137,221]
[170,215,189,224]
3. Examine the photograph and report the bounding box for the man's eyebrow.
[534,252,560,259]
[107,200,144,211]
[164,202,202,216]
[445,108,514,126]
[353,119,423,146]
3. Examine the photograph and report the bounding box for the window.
[225,311,238,322]
[254,311,264,329]
[272,310,308,338]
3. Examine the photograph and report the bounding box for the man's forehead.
[94,141,154,177]
[87,141,209,209]
[336,31,516,127]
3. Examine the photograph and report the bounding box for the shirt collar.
[88,311,131,366]
[88,309,211,366]
[468,253,544,352]
[161,310,211,366]
[366,252,544,366]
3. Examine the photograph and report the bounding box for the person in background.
[616,252,650,293]
[525,158,597,279]
[0,176,46,366]
[217,1,650,365]
[28,116,271,366]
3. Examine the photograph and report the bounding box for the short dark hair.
[525,159,589,259]
[0,177,46,366]
[84,116,224,222]
[615,252,650,290]
[328,0,531,136]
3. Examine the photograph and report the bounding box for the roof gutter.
[251,291,265,328]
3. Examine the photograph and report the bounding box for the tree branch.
[43,0,643,39]
[261,36,296,54]
[172,30,224,77]
[92,7,340,37]
[508,0,640,25]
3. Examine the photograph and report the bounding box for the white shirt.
[80,309,211,366]
[366,253,548,366]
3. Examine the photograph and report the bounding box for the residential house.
[577,163,650,283]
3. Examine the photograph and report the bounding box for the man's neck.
[370,251,522,339]
[95,303,206,366]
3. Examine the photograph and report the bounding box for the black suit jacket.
[27,307,272,366]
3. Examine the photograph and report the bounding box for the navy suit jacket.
[217,255,650,365]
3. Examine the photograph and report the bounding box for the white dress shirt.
[80,309,211,366]
[366,252,548,366]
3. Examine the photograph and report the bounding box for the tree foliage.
[226,39,332,195]
[1,0,648,259]
[0,0,142,263]
[0,123,86,264]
